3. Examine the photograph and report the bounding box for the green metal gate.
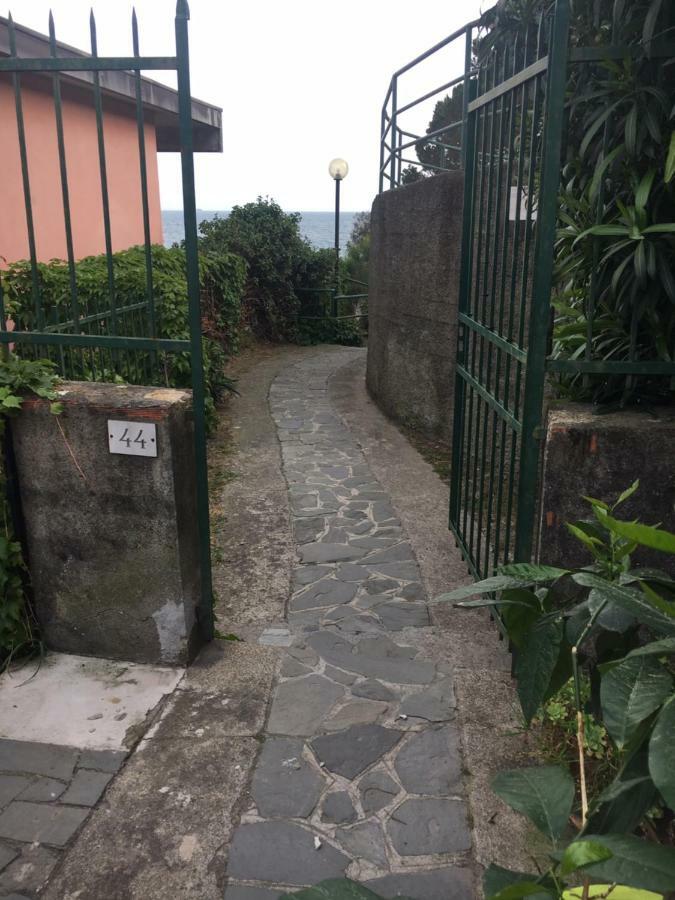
[0,1,214,638]
[448,0,571,579]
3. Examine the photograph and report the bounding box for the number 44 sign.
[108,420,158,458]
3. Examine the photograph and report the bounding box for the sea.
[162,209,360,253]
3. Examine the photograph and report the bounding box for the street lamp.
[329,158,348,317]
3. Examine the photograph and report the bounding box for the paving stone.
[365,867,474,900]
[387,798,471,855]
[336,820,389,867]
[224,886,282,900]
[0,740,78,781]
[293,565,332,586]
[319,466,350,480]
[351,536,401,550]
[358,636,416,660]
[359,770,400,814]
[267,675,344,735]
[77,749,126,774]
[60,770,112,807]
[258,627,293,647]
[0,775,30,810]
[0,842,18,871]
[228,821,349,884]
[362,544,416,563]
[324,665,357,685]
[251,737,323,818]
[3,893,32,900]
[365,577,401,595]
[310,724,401,779]
[18,777,66,803]
[366,562,420,581]
[280,658,312,678]
[294,517,328,544]
[300,543,366,564]
[399,582,425,602]
[344,520,373,536]
[0,801,89,847]
[307,632,435,684]
[288,644,320,667]
[323,699,389,731]
[394,725,463,796]
[352,679,398,702]
[376,602,430,631]
[371,501,398,522]
[292,579,358,611]
[399,678,456,723]
[321,791,356,824]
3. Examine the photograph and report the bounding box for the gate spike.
[176,0,190,20]
[89,8,98,54]
[131,8,139,55]
[48,10,56,47]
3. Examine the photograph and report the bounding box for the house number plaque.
[108,420,157,457]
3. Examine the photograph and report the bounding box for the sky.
[15,0,486,211]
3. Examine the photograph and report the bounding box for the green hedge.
[1,245,247,426]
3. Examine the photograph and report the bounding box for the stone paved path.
[225,352,474,899]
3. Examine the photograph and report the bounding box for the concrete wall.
[11,382,203,665]
[0,76,163,263]
[539,404,675,572]
[366,171,463,440]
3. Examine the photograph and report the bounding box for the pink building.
[0,16,222,264]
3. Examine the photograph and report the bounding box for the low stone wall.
[366,172,463,440]
[539,403,675,572]
[12,382,203,665]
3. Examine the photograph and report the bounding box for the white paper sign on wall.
[108,420,158,457]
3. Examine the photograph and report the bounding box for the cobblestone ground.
[225,352,475,899]
[0,741,126,896]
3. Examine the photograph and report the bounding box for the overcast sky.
[17,0,485,211]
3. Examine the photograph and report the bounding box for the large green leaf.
[586,751,657,836]
[649,694,675,809]
[501,590,543,650]
[560,840,613,876]
[489,885,554,900]
[603,637,675,667]
[491,766,574,846]
[579,834,675,894]
[279,881,392,900]
[498,564,569,582]
[600,656,672,749]
[572,574,675,636]
[599,514,675,555]
[516,617,564,723]
[483,864,555,899]
[434,577,539,603]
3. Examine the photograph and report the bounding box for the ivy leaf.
[648,694,675,808]
[600,656,672,749]
[516,616,564,723]
[491,766,574,846]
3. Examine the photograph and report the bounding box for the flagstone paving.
[224,353,474,898]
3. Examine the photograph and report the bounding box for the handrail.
[378,15,484,191]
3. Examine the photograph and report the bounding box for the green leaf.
[489,885,554,900]
[635,171,655,213]
[648,694,675,808]
[499,564,569,582]
[614,480,640,508]
[560,840,613,876]
[501,590,543,651]
[578,834,675,894]
[642,223,675,234]
[600,656,672,749]
[516,617,565,723]
[665,131,675,184]
[607,637,675,665]
[600,515,675,554]
[279,880,388,900]
[643,0,665,51]
[491,765,574,845]
[572,574,675,636]
[589,144,625,200]
[434,577,539,603]
[483,864,556,899]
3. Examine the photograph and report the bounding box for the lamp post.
[328,157,348,317]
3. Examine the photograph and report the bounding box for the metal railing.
[379,18,482,192]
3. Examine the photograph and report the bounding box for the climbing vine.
[0,353,62,665]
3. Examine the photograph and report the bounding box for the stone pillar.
[538,403,675,573]
[11,382,204,665]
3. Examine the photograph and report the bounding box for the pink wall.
[0,77,163,264]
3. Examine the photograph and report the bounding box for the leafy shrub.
[439,483,675,897]
[198,197,333,342]
[296,316,362,347]
[0,355,61,664]
[2,245,247,428]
